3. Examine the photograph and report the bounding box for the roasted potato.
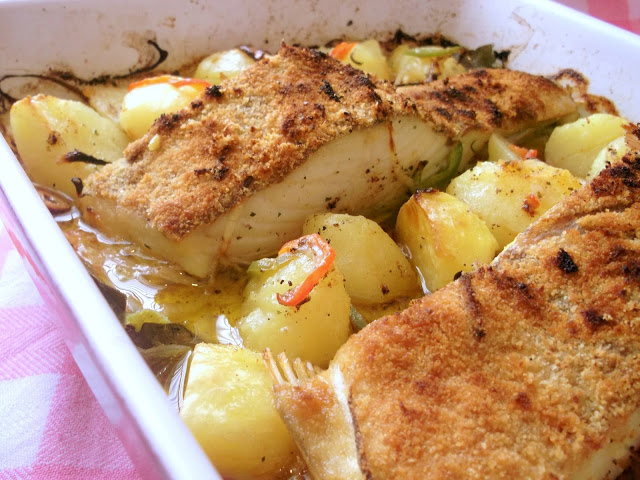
[303,213,419,304]
[330,39,391,81]
[119,76,208,139]
[447,159,582,250]
[545,113,628,178]
[586,136,629,181]
[10,94,128,197]
[236,235,351,367]
[395,190,498,292]
[180,344,297,479]
[194,48,256,85]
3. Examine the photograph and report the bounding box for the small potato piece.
[237,238,351,367]
[440,56,467,78]
[10,94,129,197]
[447,159,582,250]
[395,191,498,292]
[545,113,628,178]
[119,79,204,139]
[303,213,419,304]
[389,44,465,85]
[389,44,433,85]
[194,48,256,84]
[82,84,129,123]
[332,39,391,81]
[586,136,629,181]
[180,344,297,480]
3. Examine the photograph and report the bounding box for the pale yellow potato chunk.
[389,44,431,85]
[586,136,629,181]
[545,113,628,178]
[389,45,465,85]
[303,213,419,304]
[335,39,391,81]
[82,84,129,123]
[10,94,128,197]
[237,246,351,367]
[194,48,256,84]
[395,191,498,292]
[119,80,203,139]
[447,159,582,250]
[180,344,297,480]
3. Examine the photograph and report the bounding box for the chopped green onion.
[420,142,463,190]
[350,305,368,332]
[405,45,462,58]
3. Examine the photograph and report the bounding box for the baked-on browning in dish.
[271,128,640,479]
[79,44,576,276]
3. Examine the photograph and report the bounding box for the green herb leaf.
[419,141,463,190]
[405,45,462,58]
[350,305,368,331]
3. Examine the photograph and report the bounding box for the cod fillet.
[80,45,575,277]
[269,127,640,480]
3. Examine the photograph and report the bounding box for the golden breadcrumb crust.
[276,131,640,479]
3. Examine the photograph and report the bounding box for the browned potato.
[10,94,128,197]
[396,190,498,292]
[447,159,582,250]
[303,213,419,304]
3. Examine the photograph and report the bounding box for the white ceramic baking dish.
[0,0,638,478]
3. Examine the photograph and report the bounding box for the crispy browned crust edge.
[399,68,577,138]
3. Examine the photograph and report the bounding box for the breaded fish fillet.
[270,128,640,480]
[80,45,575,277]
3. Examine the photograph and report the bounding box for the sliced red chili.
[509,144,538,159]
[522,193,540,216]
[276,234,336,307]
[128,74,211,92]
[330,42,358,61]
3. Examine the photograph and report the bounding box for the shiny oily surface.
[61,216,249,345]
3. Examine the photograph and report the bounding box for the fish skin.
[80,45,576,247]
[273,129,640,480]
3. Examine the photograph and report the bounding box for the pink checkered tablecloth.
[0,2,638,479]
[0,219,139,479]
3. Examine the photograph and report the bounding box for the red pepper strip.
[276,233,336,307]
[509,144,538,159]
[128,74,212,92]
[522,193,540,217]
[330,42,358,61]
